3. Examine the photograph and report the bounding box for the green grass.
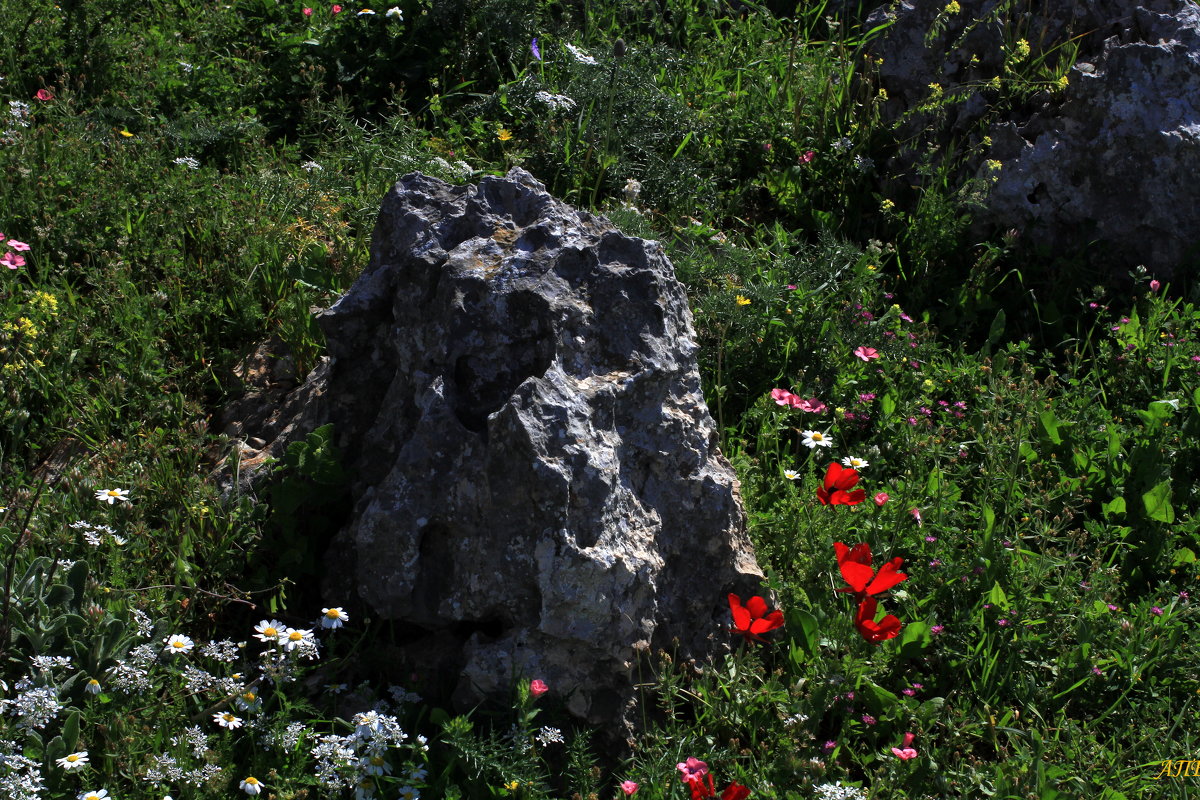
[2,1,1198,799]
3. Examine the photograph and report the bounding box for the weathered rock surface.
[868,0,1200,277]
[222,167,764,734]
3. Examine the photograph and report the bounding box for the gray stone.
[868,0,1200,277]
[221,167,765,736]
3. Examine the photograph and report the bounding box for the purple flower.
[861,714,877,726]
[902,688,915,697]
[931,625,944,635]
[1107,604,1118,612]
[1151,606,1163,616]
[531,38,541,60]
[924,535,937,543]
[823,740,837,752]
[1092,666,1103,676]
[997,619,1009,627]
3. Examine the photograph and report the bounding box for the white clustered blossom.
[387,685,422,706]
[312,710,412,792]
[131,608,155,637]
[301,160,323,172]
[9,101,31,128]
[29,655,73,672]
[564,43,598,65]
[181,664,217,693]
[144,752,184,784]
[182,764,223,787]
[2,683,62,731]
[814,784,868,800]
[783,712,810,727]
[536,726,564,746]
[106,661,151,694]
[173,725,210,759]
[173,156,200,169]
[266,721,309,752]
[0,739,46,800]
[534,91,577,112]
[201,639,240,662]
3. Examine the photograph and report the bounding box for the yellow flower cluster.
[2,317,39,339]
[944,1,961,13]
[30,291,59,315]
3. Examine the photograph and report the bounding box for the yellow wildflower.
[735,295,752,306]
[30,291,59,315]
[880,198,896,213]
[1012,39,1030,60]
[119,129,134,137]
[496,128,513,142]
[2,317,39,339]
[877,87,888,100]
[985,159,1002,172]
[928,82,943,98]
[944,1,961,13]
[1057,75,1069,89]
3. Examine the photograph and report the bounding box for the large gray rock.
[223,167,764,735]
[868,0,1200,277]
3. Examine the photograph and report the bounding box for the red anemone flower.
[833,542,907,600]
[728,594,784,642]
[721,782,751,800]
[855,597,902,643]
[817,462,866,505]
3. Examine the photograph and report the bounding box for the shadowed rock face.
[869,0,1200,277]
[224,168,764,735]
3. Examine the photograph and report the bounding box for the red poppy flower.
[833,542,907,600]
[684,773,714,800]
[817,463,866,505]
[855,597,902,643]
[728,594,784,642]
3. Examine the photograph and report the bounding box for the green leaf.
[61,709,80,752]
[898,620,931,658]
[45,584,74,606]
[985,308,1006,353]
[982,505,996,539]
[881,393,896,417]
[1101,496,1126,518]
[1038,410,1063,445]
[788,609,819,657]
[987,581,1010,611]
[1173,548,1196,565]
[1141,480,1175,523]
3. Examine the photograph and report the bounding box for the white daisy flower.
[281,627,314,651]
[213,711,243,729]
[94,488,130,504]
[85,678,102,695]
[783,469,800,480]
[57,751,89,770]
[801,430,833,449]
[164,634,194,655]
[356,8,375,16]
[239,777,263,795]
[78,790,109,800]
[386,6,402,18]
[841,456,869,469]
[360,753,392,776]
[320,607,349,629]
[253,620,285,642]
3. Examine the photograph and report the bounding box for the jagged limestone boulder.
[223,167,765,735]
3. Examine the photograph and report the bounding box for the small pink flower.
[796,398,827,413]
[786,283,796,290]
[770,388,797,407]
[34,89,54,101]
[910,508,922,525]
[303,6,313,13]
[800,150,815,163]
[530,679,548,698]
[873,492,889,506]
[854,346,880,361]
[620,781,639,796]
[1149,279,1161,292]
[331,3,342,11]
[1151,606,1163,616]
[891,732,918,760]
[931,624,944,634]
[1,252,25,269]
[823,740,836,752]
[8,240,31,252]
[861,714,876,726]
[676,757,708,782]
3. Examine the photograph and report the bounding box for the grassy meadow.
[2,1,1198,798]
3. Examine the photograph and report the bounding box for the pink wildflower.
[910,508,922,525]
[7,240,30,252]
[770,388,798,407]
[891,732,918,760]
[331,3,342,11]
[1,253,25,269]
[34,89,54,101]
[620,780,639,796]
[796,398,827,413]
[873,492,889,506]
[530,679,548,698]
[303,6,313,13]
[1150,279,1161,292]
[854,346,880,361]
[676,757,709,783]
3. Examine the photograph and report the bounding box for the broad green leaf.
[1038,410,1063,445]
[1172,547,1196,565]
[987,581,1010,611]
[789,608,819,657]
[982,505,996,539]
[1101,497,1126,518]
[898,620,931,658]
[1141,480,1175,523]
[881,393,896,417]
